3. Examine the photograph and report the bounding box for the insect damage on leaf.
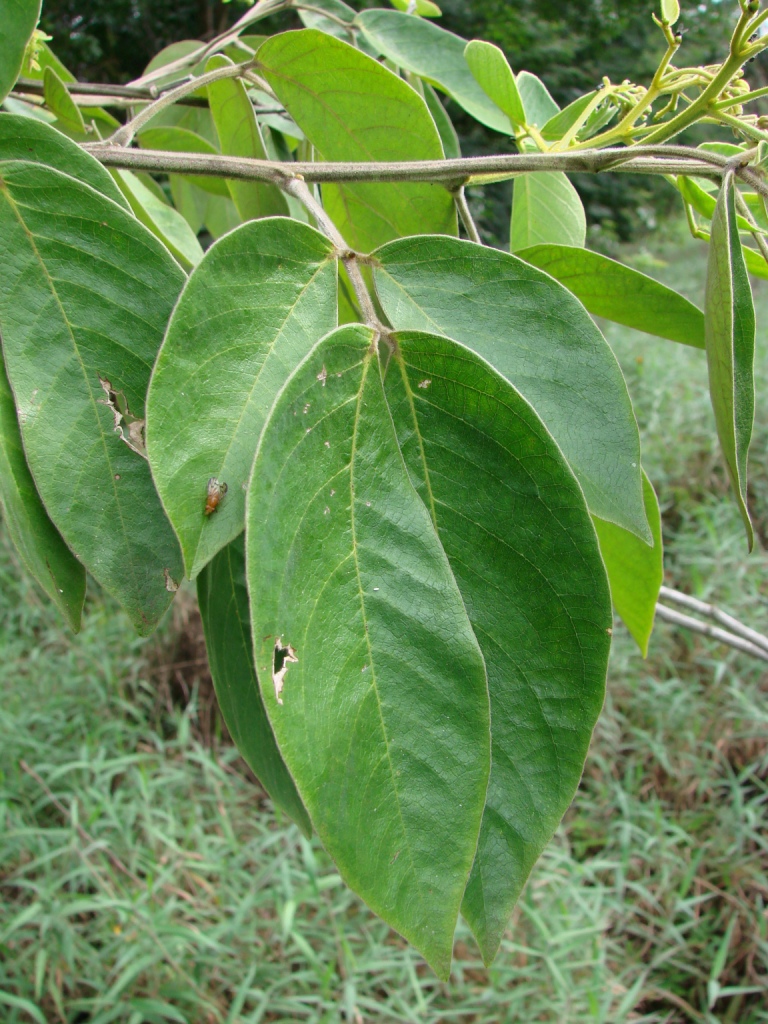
[98,377,147,458]
[204,477,228,516]
[273,637,298,705]
[164,568,180,592]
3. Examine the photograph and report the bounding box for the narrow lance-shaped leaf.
[518,243,706,348]
[373,236,649,540]
[0,161,184,633]
[383,330,611,964]
[0,0,42,103]
[42,66,86,135]
[464,40,525,128]
[197,533,312,836]
[356,10,513,134]
[704,171,756,549]
[0,351,85,631]
[147,217,337,579]
[112,169,204,271]
[540,91,598,143]
[246,324,491,979]
[424,83,460,160]
[257,29,456,251]
[593,471,663,657]
[0,113,129,209]
[205,55,289,221]
[511,172,586,250]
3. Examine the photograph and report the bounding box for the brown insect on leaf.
[204,477,228,516]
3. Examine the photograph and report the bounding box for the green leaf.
[372,235,648,539]
[246,324,490,978]
[516,71,559,127]
[390,0,441,13]
[384,330,611,964]
[0,0,42,103]
[197,533,312,836]
[464,40,525,128]
[147,217,337,579]
[205,55,289,221]
[0,113,128,208]
[704,172,756,549]
[593,471,662,657]
[518,243,705,348]
[743,244,768,278]
[257,29,456,251]
[424,83,460,159]
[0,355,85,631]
[511,172,586,249]
[0,161,184,633]
[678,175,753,233]
[113,169,203,271]
[356,10,513,134]
[661,0,680,26]
[540,91,597,142]
[42,65,86,135]
[137,127,230,197]
[142,39,206,88]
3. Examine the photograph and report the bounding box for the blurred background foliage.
[36,0,759,241]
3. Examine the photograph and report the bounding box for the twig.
[454,187,482,244]
[108,61,255,147]
[659,586,768,655]
[280,176,383,330]
[129,0,287,89]
[654,604,768,662]
[81,145,742,191]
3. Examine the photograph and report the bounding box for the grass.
[1,225,767,1023]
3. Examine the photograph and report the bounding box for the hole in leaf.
[272,638,298,706]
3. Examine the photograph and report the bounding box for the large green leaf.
[113,169,203,271]
[205,55,289,221]
[519,244,705,348]
[0,353,85,631]
[197,533,311,836]
[0,113,128,208]
[257,30,456,251]
[356,9,513,134]
[0,161,184,633]
[384,330,611,964]
[0,0,42,103]
[705,172,756,549]
[593,471,662,657]
[246,324,490,978]
[147,217,337,579]
[511,172,586,250]
[137,127,230,197]
[373,236,648,539]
